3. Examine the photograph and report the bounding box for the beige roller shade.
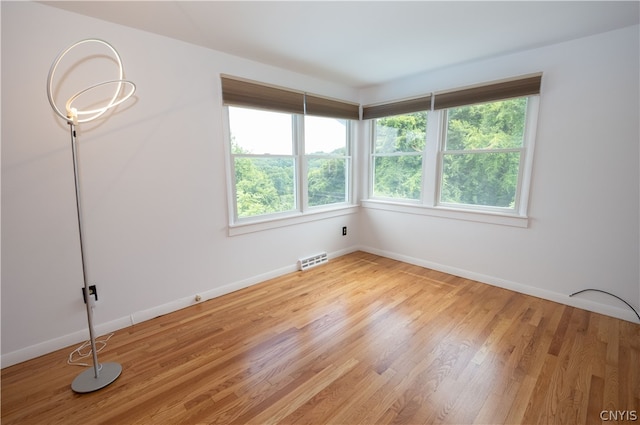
[221,75,305,114]
[433,73,542,110]
[362,95,432,120]
[305,94,360,120]
[221,75,360,120]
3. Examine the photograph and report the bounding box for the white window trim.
[228,204,360,236]
[364,96,539,228]
[360,198,529,227]
[223,107,358,235]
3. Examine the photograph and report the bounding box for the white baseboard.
[357,245,639,324]
[0,315,132,369]
[1,247,360,368]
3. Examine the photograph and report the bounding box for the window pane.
[229,106,293,155]
[373,155,422,200]
[307,158,347,207]
[445,98,526,150]
[440,152,520,208]
[234,157,295,217]
[304,116,347,155]
[374,112,427,154]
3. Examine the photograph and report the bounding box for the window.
[364,74,541,224]
[222,75,358,227]
[222,74,540,229]
[229,107,296,218]
[228,107,353,221]
[305,115,350,207]
[371,112,426,200]
[439,97,527,210]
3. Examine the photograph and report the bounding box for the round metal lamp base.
[71,362,122,393]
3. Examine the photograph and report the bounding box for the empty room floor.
[2,251,638,424]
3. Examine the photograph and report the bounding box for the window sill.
[229,204,360,236]
[361,199,529,228]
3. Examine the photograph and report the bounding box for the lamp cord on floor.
[569,289,640,322]
[67,333,114,367]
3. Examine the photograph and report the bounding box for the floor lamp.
[46,39,136,393]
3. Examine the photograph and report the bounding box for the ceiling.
[43,1,640,88]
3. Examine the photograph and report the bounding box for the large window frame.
[303,115,353,209]
[364,74,541,227]
[221,75,359,234]
[228,107,299,220]
[370,111,427,202]
[437,97,535,213]
[221,74,541,232]
[227,108,354,221]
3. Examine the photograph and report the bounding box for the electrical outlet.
[82,285,98,304]
[342,226,347,236]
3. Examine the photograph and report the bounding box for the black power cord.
[569,289,640,322]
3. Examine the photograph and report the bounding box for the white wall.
[1,2,360,366]
[358,24,640,323]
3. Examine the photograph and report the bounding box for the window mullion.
[443,148,523,155]
[295,114,307,213]
[374,151,423,158]
[350,120,361,204]
[423,109,441,207]
[368,120,376,199]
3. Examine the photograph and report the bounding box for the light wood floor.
[2,251,639,424]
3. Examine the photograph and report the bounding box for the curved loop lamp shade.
[47,38,136,123]
[65,79,136,121]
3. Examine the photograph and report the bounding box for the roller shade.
[221,73,541,120]
[221,75,359,119]
[433,73,542,110]
[305,94,360,120]
[221,75,305,114]
[362,95,432,120]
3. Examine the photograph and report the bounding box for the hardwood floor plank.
[2,251,638,425]
[587,374,605,424]
[232,358,360,425]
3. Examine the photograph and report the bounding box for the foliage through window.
[229,107,296,218]
[371,112,426,200]
[305,116,350,207]
[440,98,527,209]
[369,95,536,215]
[228,106,351,220]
